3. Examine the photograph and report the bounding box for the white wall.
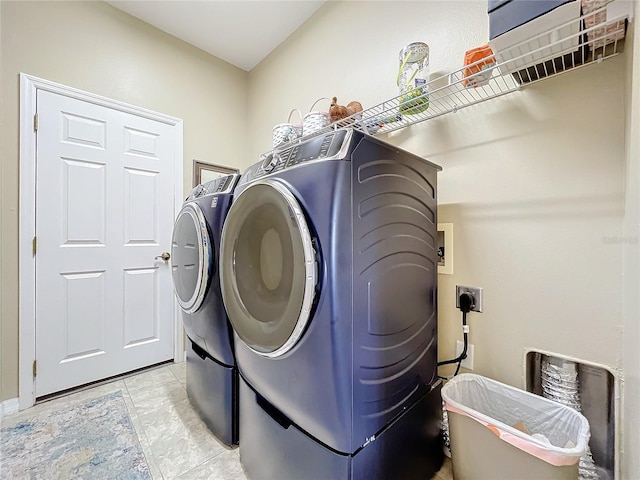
[249,0,632,474]
[0,0,4,405]
[248,1,490,160]
[0,0,249,401]
[622,1,640,476]
[249,0,625,380]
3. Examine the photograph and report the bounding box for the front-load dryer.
[220,129,443,479]
[171,173,239,446]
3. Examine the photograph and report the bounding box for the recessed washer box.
[525,350,617,480]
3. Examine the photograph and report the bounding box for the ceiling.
[107,1,326,71]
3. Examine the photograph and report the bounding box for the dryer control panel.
[249,129,353,184]
[277,128,349,169]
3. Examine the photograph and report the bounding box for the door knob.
[156,252,171,261]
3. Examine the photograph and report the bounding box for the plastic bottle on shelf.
[397,42,430,115]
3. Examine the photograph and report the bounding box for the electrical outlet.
[456,340,474,370]
[456,285,483,313]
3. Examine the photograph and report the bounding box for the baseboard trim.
[1,398,20,420]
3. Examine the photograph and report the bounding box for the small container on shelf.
[303,98,331,137]
[581,0,628,52]
[272,109,302,149]
[397,42,430,115]
[462,45,496,88]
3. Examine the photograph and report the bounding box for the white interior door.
[34,90,176,397]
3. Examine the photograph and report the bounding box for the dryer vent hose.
[441,401,451,456]
[540,356,599,480]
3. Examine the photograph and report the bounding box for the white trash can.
[441,374,590,480]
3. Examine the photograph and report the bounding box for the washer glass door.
[220,180,317,357]
[171,203,212,313]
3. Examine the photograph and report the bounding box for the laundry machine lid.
[220,180,317,358]
[171,203,212,313]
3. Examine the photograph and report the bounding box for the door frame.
[19,73,184,409]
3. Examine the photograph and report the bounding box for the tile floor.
[4,362,453,480]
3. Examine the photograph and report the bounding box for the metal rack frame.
[268,2,630,154]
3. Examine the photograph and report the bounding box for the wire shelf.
[268,2,630,154]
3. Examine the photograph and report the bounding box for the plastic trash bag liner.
[441,373,590,467]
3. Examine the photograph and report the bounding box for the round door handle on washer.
[155,252,171,261]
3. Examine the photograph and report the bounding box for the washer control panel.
[186,173,239,201]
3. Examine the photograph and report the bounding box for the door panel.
[123,267,160,347]
[62,158,106,245]
[124,126,159,158]
[62,112,106,149]
[124,168,158,245]
[60,270,106,361]
[35,90,176,397]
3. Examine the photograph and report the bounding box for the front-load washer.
[220,129,443,479]
[171,173,240,446]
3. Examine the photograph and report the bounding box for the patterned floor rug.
[0,390,151,480]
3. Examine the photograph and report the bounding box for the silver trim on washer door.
[172,203,211,314]
[220,179,317,358]
[260,180,317,358]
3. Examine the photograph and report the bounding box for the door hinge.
[32,360,37,378]
[33,113,39,131]
[32,236,37,255]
